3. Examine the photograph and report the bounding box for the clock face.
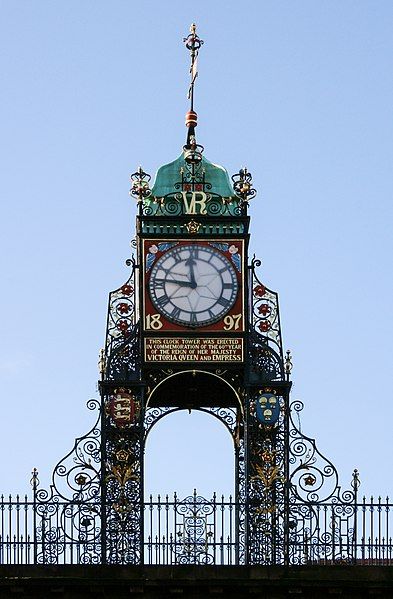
[148,244,239,327]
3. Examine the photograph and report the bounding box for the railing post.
[283,387,291,565]
[352,469,360,564]
[30,468,39,564]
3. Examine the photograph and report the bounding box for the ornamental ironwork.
[3,22,388,572]
[2,398,392,565]
[142,191,243,218]
[2,248,389,567]
[232,167,257,205]
[104,257,139,382]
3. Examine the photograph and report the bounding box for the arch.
[143,369,245,505]
[144,408,236,500]
[146,369,243,414]
[144,405,238,441]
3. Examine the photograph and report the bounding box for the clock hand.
[185,257,197,289]
[167,279,194,288]
[154,278,193,288]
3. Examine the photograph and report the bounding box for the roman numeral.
[153,279,166,289]
[171,249,183,263]
[156,294,170,306]
[171,306,181,320]
[217,297,231,308]
[190,312,198,326]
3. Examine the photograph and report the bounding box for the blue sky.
[1,1,392,500]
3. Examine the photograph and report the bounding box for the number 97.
[223,314,241,331]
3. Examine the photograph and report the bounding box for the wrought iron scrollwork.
[287,399,358,564]
[105,325,140,381]
[103,385,143,564]
[288,400,350,504]
[36,399,101,504]
[247,389,287,564]
[129,167,152,206]
[143,399,246,564]
[250,257,283,359]
[34,399,101,564]
[105,258,139,381]
[231,167,256,213]
[249,257,285,382]
[249,330,285,382]
[142,191,241,217]
[173,492,215,564]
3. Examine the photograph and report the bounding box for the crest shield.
[108,389,139,428]
[256,392,280,425]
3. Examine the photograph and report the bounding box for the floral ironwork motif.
[105,258,139,381]
[248,389,287,565]
[249,257,284,383]
[33,399,101,564]
[1,389,389,567]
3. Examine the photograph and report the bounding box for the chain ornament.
[285,350,293,380]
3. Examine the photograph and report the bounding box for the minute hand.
[185,257,197,289]
[166,279,194,288]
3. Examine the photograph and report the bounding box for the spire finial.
[183,23,204,146]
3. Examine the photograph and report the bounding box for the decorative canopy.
[150,153,236,199]
[129,24,256,217]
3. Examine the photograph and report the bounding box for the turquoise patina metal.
[141,153,243,219]
[150,154,236,199]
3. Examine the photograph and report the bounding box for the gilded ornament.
[75,474,87,486]
[304,474,317,486]
[184,219,201,234]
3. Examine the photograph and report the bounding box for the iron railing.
[1,492,392,566]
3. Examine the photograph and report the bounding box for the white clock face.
[148,244,239,327]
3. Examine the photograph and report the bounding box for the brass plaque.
[145,337,243,363]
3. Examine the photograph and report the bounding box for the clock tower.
[1,25,371,580]
[100,24,291,565]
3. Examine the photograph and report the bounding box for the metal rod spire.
[183,24,204,147]
[184,23,203,111]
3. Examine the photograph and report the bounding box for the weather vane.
[184,23,204,111]
[183,24,204,149]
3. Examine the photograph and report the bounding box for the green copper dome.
[150,154,236,199]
